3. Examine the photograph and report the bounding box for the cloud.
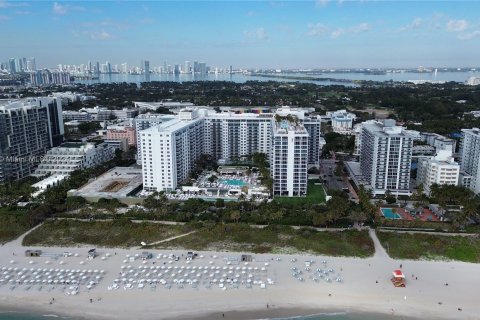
[446,19,468,32]
[89,30,112,40]
[307,23,328,36]
[244,27,268,40]
[53,2,67,15]
[246,11,256,17]
[0,1,29,8]
[0,14,10,22]
[398,18,422,32]
[82,19,131,31]
[457,30,480,40]
[14,10,31,15]
[331,23,371,38]
[315,0,329,8]
[53,2,84,15]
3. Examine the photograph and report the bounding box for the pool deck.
[379,207,440,222]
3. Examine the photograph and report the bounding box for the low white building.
[32,142,115,177]
[326,109,356,134]
[32,174,67,197]
[465,77,480,86]
[421,132,456,153]
[62,110,92,121]
[416,150,460,195]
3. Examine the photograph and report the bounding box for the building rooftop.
[68,166,143,200]
[363,120,411,138]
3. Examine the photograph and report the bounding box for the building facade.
[459,128,480,194]
[106,126,136,147]
[272,120,309,196]
[0,97,64,182]
[140,107,320,196]
[326,109,356,134]
[359,120,413,196]
[140,111,204,192]
[421,132,456,153]
[62,111,92,122]
[135,113,176,164]
[416,150,460,195]
[33,142,115,177]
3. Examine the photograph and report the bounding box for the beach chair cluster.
[290,259,344,284]
[109,253,275,291]
[0,265,105,294]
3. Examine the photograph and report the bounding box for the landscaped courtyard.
[274,180,327,205]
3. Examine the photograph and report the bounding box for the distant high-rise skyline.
[1,1,480,68]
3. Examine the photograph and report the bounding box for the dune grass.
[22,219,188,248]
[153,224,374,257]
[0,207,30,244]
[377,231,480,263]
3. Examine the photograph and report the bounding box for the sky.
[1,0,480,69]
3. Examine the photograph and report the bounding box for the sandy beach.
[0,229,479,320]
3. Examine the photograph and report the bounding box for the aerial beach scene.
[2,0,480,319]
[0,225,479,320]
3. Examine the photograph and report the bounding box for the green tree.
[215,198,225,208]
[78,121,101,134]
[230,210,241,223]
[143,191,167,210]
[348,209,368,226]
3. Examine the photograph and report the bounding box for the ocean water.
[269,312,402,320]
[0,310,412,320]
[0,311,75,320]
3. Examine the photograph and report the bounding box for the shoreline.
[0,240,478,320]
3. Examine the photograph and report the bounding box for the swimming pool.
[219,179,247,187]
[381,208,402,219]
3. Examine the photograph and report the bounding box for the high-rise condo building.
[139,107,320,196]
[0,97,64,182]
[141,109,204,192]
[272,119,309,196]
[135,113,183,164]
[459,128,480,194]
[359,120,413,196]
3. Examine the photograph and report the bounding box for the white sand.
[0,233,479,320]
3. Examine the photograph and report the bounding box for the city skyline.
[1,1,480,69]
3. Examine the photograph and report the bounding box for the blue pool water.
[381,208,402,219]
[220,179,247,186]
